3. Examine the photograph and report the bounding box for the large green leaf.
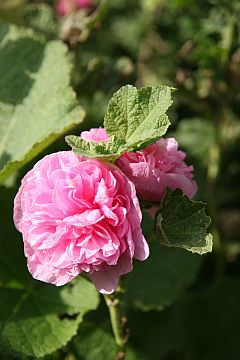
[0,23,85,183]
[0,187,99,358]
[0,279,99,358]
[125,242,201,311]
[155,189,213,254]
[0,278,98,357]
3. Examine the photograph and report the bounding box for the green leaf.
[125,242,201,311]
[104,84,173,151]
[65,135,123,162]
[0,187,99,358]
[66,85,174,160]
[60,278,100,315]
[155,189,212,254]
[0,23,85,183]
[0,278,99,358]
[72,322,119,360]
[71,321,144,360]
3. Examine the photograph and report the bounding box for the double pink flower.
[14,152,148,293]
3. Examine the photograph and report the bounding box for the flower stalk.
[104,284,127,355]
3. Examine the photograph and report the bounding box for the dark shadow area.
[0,151,11,170]
[0,35,45,104]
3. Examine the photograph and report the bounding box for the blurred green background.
[1,0,240,359]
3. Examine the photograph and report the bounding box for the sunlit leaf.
[0,23,85,183]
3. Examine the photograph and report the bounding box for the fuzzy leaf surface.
[66,85,173,159]
[65,135,123,162]
[0,23,85,183]
[104,84,173,151]
[155,189,212,254]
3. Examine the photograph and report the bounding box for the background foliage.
[0,0,240,359]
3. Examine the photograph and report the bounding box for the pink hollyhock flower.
[57,0,93,17]
[81,128,110,143]
[14,152,149,294]
[116,138,197,202]
[80,129,197,201]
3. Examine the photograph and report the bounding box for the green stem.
[103,286,126,351]
[207,144,225,278]
[221,12,235,64]
[207,146,219,182]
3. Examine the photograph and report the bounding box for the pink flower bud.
[81,128,110,143]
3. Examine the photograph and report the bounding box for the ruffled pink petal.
[117,137,198,202]
[133,227,149,260]
[89,254,133,294]
[27,253,80,286]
